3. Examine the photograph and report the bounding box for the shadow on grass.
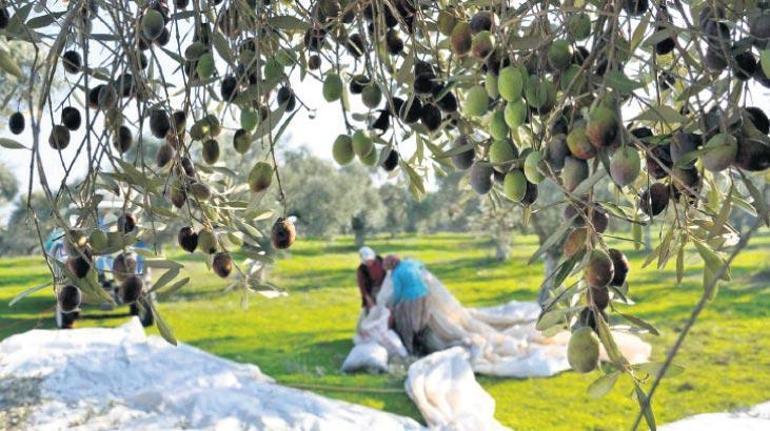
[0,295,54,315]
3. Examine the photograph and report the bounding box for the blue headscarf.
[391,259,428,304]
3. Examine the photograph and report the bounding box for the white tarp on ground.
[0,318,423,431]
[345,269,653,429]
[405,347,509,431]
[0,317,767,431]
[660,402,770,431]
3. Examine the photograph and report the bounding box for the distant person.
[383,255,434,356]
[356,247,385,313]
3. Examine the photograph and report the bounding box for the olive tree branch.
[630,216,764,430]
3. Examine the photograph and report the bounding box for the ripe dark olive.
[221,74,239,101]
[382,148,399,172]
[413,74,434,94]
[435,90,458,113]
[588,205,609,233]
[654,27,676,55]
[521,181,538,205]
[371,110,390,132]
[735,137,770,171]
[346,33,365,57]
[87,86,101,108]
[58,284,82,313]
[386,30,404,55]
[49,125,71,150]
[113,253,138,282]
[276,86,296,111]
[180,156,196,177]
[451,135,475,170]
[120,275,144,304]
[308,54,321,70]
[117,73,136,98]
[117,213,137,233]
[623,0,649,16]
[584,250,615,288]
[640,183,670,216]
[61,107,82,131]
[608,248,630,287]
[733,51,758,80]
[420,103,442,131]
[156,143,175,168]
[645,144,673,179]
[577,307,607,333]
[590,286,610,310]
[149,109,171,139]
[349,75,370,94]
[746,107,770,134]
[0,8,9,30]
[62,50,82,74]
[212,252,233,278]
[157,27,171,46]
[66,251,92,279]
[469,11,494,33]
[9,112,24,134]
[398,97,422,123]
[178,226,198,253]
[114,125,133,153]
[304,27,326,51]
[272,217,296,249]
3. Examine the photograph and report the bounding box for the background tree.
[281,149,384,239]
[0,163,17,205]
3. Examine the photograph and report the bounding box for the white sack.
[341,342,389,373]
[354,305,408,359]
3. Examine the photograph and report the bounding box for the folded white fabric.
[405,347,510,431]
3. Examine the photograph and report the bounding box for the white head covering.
[359,246,376,263]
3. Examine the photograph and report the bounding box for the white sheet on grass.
[348,269,652,428]
[0,318,423,431]
[660,402,770,431]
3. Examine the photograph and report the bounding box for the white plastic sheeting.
[0,318,424,431]
[347,269,652,428]
[358,270,651,378]
[660,402,770,431]
[405,347,509,431]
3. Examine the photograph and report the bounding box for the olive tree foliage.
[1,0,769,424]
[0,38,40,118]
[280,148,385,238]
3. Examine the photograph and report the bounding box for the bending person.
[356,247,385,313]
[383,255,437,356]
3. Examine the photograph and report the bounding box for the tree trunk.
[494,239,510,261]
[538,250,561,305]
[354,228,366,248]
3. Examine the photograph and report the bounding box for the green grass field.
[1,231,769,430]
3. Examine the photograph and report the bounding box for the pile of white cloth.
[342,268,653,429]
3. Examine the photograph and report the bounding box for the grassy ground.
[1,230,769,430]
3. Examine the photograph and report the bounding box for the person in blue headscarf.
[384,255,433,355]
